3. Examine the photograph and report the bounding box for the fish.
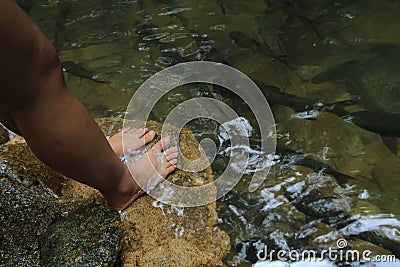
[229,31,294,69]
[61,61,113,88]
[265,0,321,37]
[153,0,190,28]
[53,2,72,48]
[277,145,357,185]
[343,110,400,154]
[216,0,227,15]
[311,60,360,85]
[285,188,400,259]
[254,14,287,56]
[347,111,400,137]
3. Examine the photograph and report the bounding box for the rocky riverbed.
[0,118,230,266]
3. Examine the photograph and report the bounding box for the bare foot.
[104,137,178,211]
[108,127,155,157]
[128,137,178,193]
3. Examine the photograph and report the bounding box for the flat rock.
[95,118,231,266]
[0,117,230,266]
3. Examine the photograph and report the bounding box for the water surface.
[22,0,400,265]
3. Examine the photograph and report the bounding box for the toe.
[164,147,178,155]
[152,137,171,152]
[134,128,149,136]
[142,130,155,144]
[167,158,178,166]
[166,165,176,173]
[127,128,140,134]
[166,152,178,162]
[161,137,171,149]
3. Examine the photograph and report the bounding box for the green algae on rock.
[0,178,59,266]
[0,174,123,267]
[40,203,123,267]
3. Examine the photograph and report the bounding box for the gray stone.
[0,178,58,266]
[40,203,123,267]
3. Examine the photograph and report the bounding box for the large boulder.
[0,178,58,266]
[40,203,123,267]
[95,118,231,266]
[0,118,230,266]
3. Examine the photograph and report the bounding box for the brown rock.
[0,117,230,266]
[94,118,230,266]
[372,155,400,200]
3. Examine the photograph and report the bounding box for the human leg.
[0,109,22,135]
[0,0,177,210]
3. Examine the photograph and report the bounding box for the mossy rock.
[40,203,123,267]
[0,178,59,266]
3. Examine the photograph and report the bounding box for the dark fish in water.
[347,111,400,137]
[258,80,400,153]
[313,44,400,118]
[61,61,112,88]
[53,1,72,48]
[239,176,400,261]
[254,80,356,113]
[314,0,364,21]
[216,0,227,14]
[229,31,265,53]
[277,145,356,185]
[256,82,316,111]
[285,188,400,259]
[324,109,399,153]
[311,60,360,85]
[229,31,294,69]
[153,0,190,28]
[254,15,287,56]
[265,0,321,37]
[344,111,400,154]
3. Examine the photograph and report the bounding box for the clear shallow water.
[22,0,400,266]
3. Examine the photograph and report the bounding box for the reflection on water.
[23,0,400,265]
